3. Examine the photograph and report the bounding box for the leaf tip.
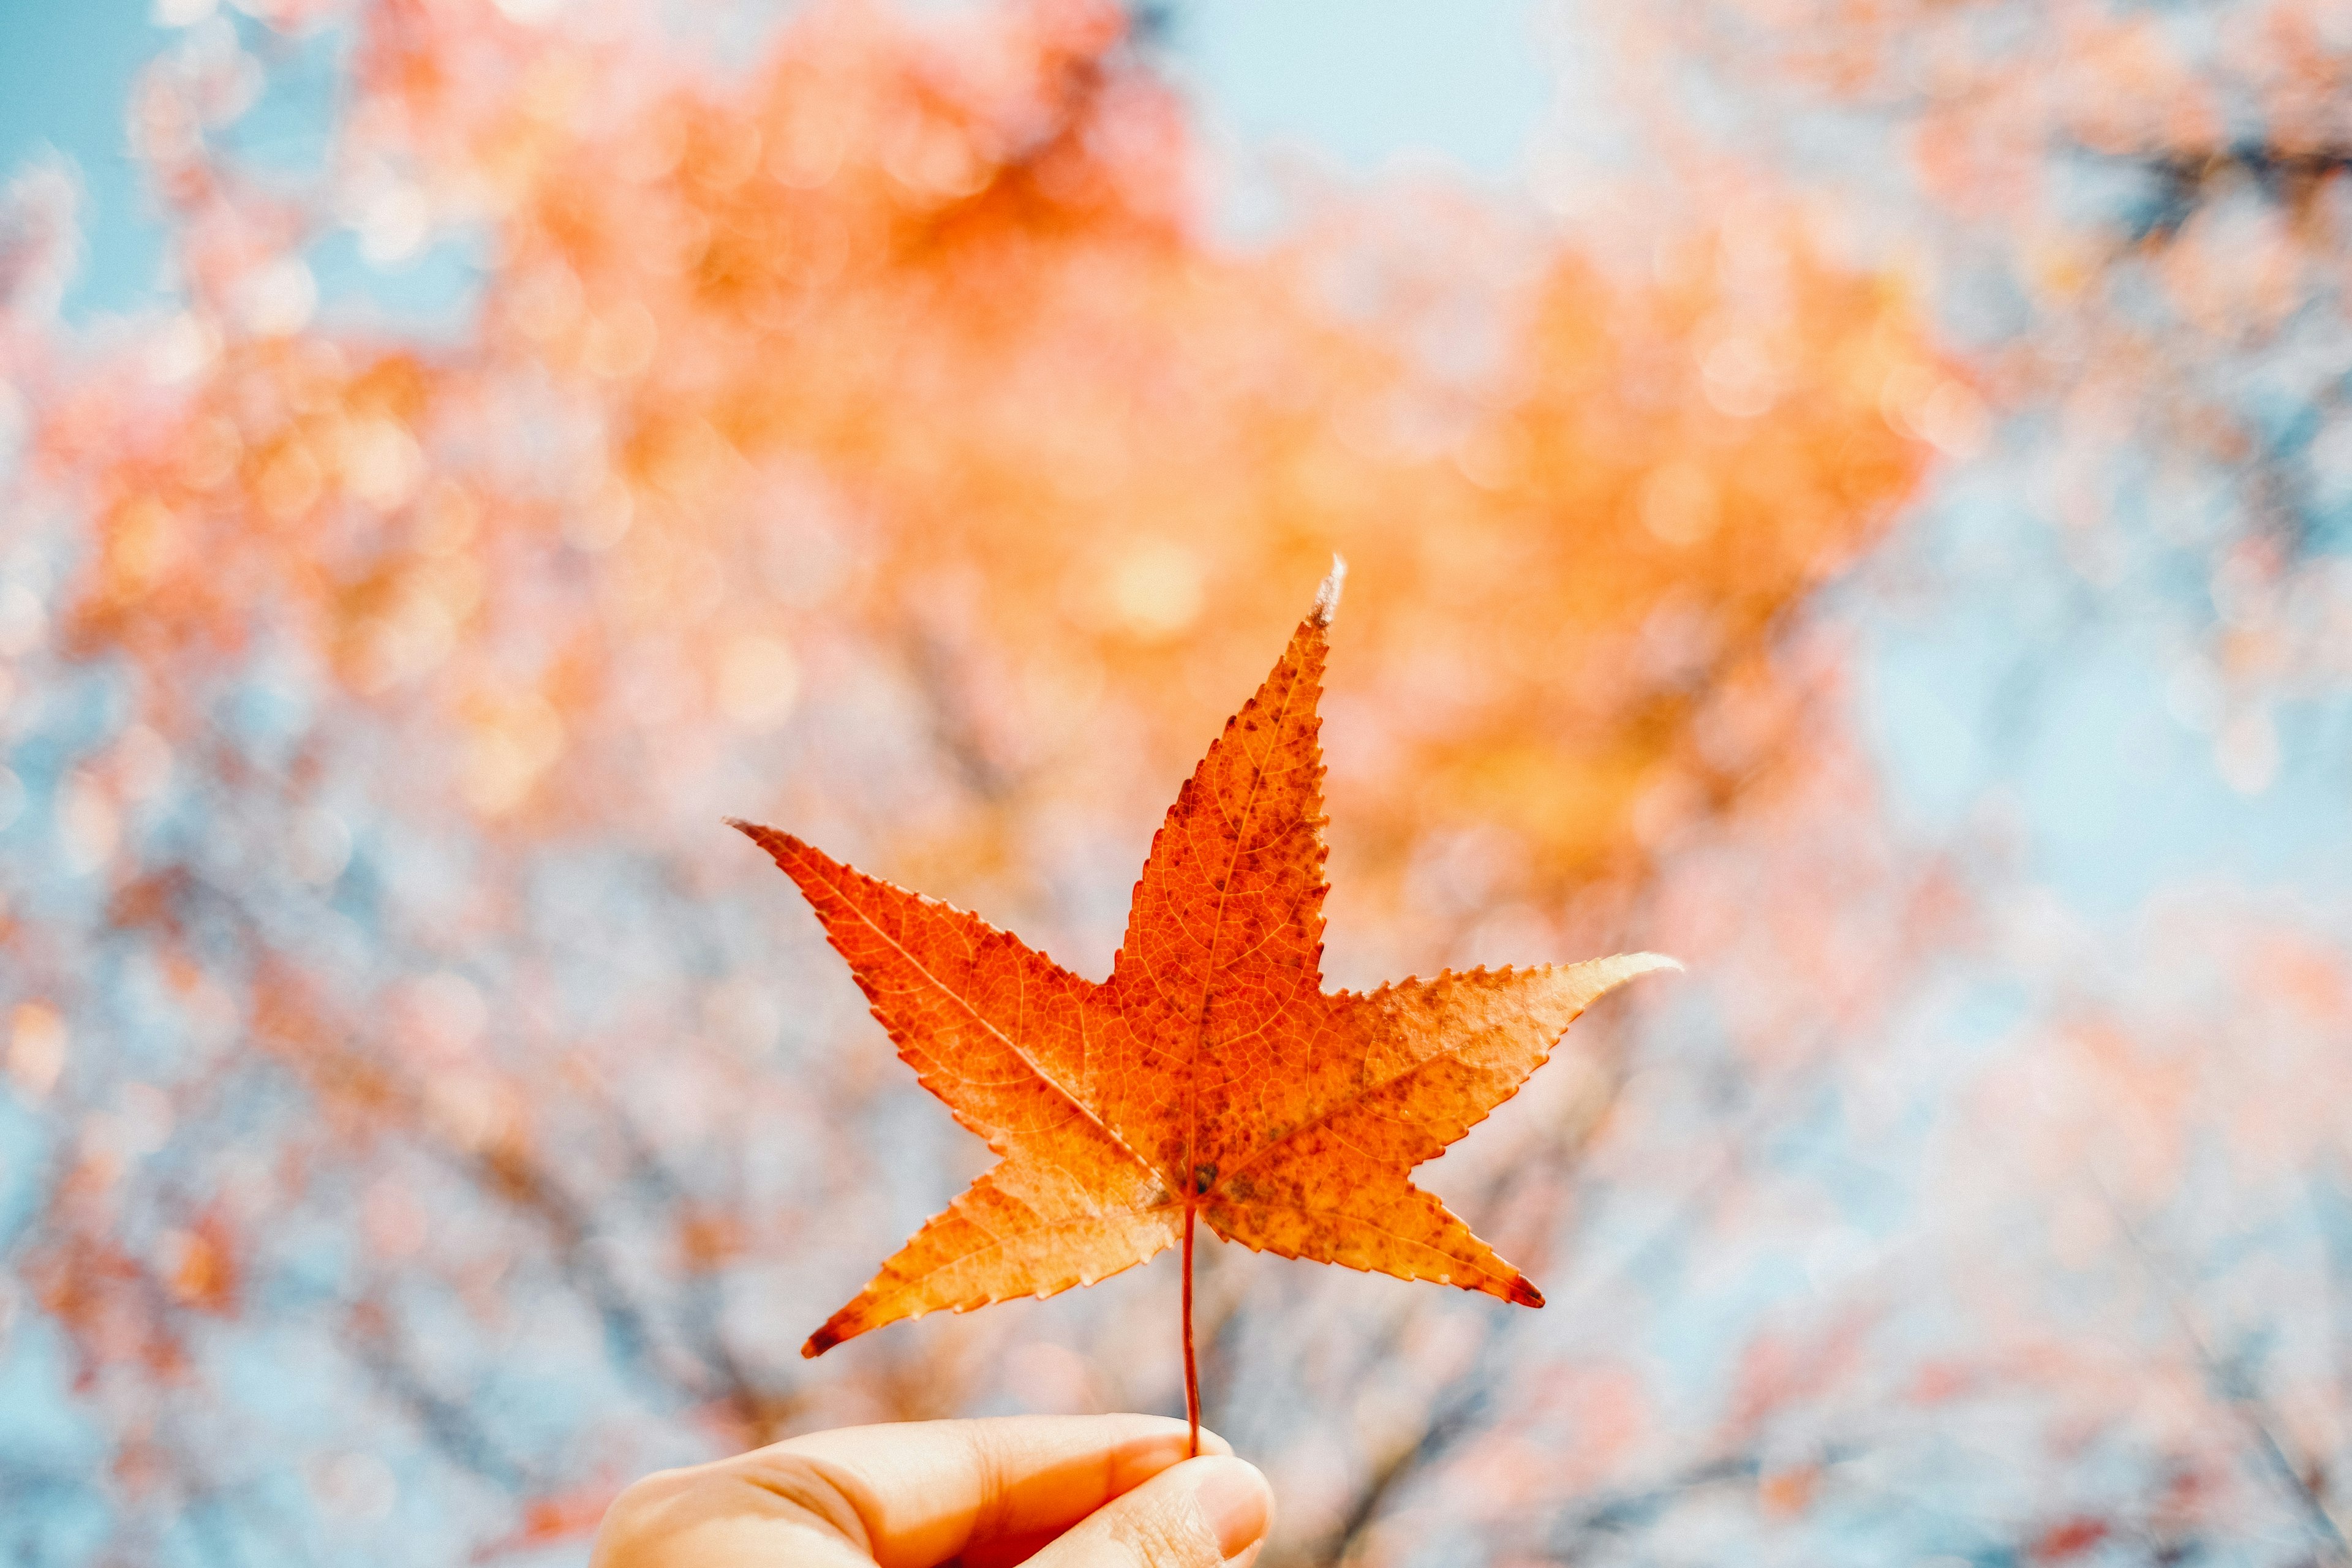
[1311,554,1347,627]
[801,1323,844,1359]
[1508,1275,1545,1308]
[1582,951,1684,1006]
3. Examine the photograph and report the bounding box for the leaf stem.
[1182,1201,1200,1457]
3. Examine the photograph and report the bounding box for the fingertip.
[1182,1457,1272,1558]
[1019,1449,1273,1568]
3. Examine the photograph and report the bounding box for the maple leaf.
[732,563,1675,1432]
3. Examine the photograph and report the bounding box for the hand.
[592,1415,1273,1568]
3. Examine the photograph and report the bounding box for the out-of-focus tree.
[11,0,2345,1562]
[1629,0,2352,753]
[0,3,1938,1561]
[1488,0,2352,1558]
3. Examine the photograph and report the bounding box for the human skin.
[591,1415,1273,1568]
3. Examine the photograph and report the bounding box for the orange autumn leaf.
[733,565,1676,1366]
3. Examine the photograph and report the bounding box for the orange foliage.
[40,0,1933,919]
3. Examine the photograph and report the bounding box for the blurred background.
[3,0,2350,1562]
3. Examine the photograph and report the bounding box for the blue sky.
[0,0,172,313]
[1167,0,1550,179]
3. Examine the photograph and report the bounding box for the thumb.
[1025,1455,1271,1568]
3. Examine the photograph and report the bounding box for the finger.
[1024,1455,1272,1568]
[595,1415,1233,1568]
[774,1414,1232,1568]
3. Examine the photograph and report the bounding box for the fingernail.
[1188,1458,1271,1559]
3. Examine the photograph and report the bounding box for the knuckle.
[728,1452,875,1550]
[591,1454,870,1568]
[959,1420,1019,1544]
